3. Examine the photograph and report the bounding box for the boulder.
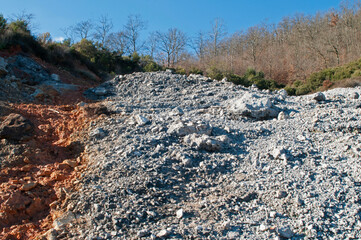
[313,92,326,102]
[228,92,280,119]
[51,73,60,81]
[183,134,229,152]
[0,113,34,141]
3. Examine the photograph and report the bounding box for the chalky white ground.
[58,72,361,239]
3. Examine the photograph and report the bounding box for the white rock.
[228,92,280,119]
[53,211,75,230]
[277,112,288,120]
[51,73,60,81]
[259,224,268,231]
[137,229,149,237]
[278,226,294,239]
[94,87,108,96]
[157,229,170,238]
[183,134,227,152]
[313,92,326,102]
[167,121,212,137]
[135,115,150,126]
[269,211,277,218]
[176,209,184,218]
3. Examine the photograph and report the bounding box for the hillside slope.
[48,72,361,239]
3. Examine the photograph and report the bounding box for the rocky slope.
[48,71,361,239]
[0,52,101,239]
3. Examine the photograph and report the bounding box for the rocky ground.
[0,52,102,239]
[43,71,361,239]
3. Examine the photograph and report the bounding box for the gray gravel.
[55,72,361,239]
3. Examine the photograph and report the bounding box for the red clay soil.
[0,92,95,239]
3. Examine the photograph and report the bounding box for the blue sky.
[2,0,342,41]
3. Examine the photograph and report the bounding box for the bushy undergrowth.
[0,15,162,81]
[207,66,284,91]
[285,58,361,95]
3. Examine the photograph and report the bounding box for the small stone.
[277,112,288,120]
[278,226,294,239]
[90,128,107,139]
[272,147,285,159]
[53,211,75,230]
[276,190,288,199]
[227,231,240,239]
[352,92,360,99]
[269,211,277,218]
[259,224,268,231]
[313,92,326,102]
[137,229,150,237]
[21,182,37,191]
[295,196,304,206]
[135,115,150,126]
[170,107,184,116]
[51,73,60,81]
[62,159,77,168]
[93,87,108,96]
[176,209,184,218]
[157,229,170,238]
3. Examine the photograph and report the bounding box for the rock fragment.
[167,121,212,137]
[228,92,280,119]
[157,229,170,238]
[183,134,228,152]
[313,92,326,102]
[53,211,75,230]
[277,226,294,239]
[176,208,184,218]
[0,113,34,141]
[21,182,37,191]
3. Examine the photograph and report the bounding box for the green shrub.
[225,73,251,86]
[206,66,224,80]
[175,67,186,75]
[8,20,30,33]
[351,70,361,78]
[284,86,296,95]
[143,61,161,72]
[0,14,6,32]
[295,85,312,95]
[188,67,203,75]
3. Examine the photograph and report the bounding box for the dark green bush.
[143,61,161,72]
[284,86,296,95]
[206,66,224,80]
[0,14,6,32]
[188,67,203,75]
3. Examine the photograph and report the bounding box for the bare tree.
[94,15,113,48]
[124,15,146,54]
[107,31,127,54]
[192,31,207,61]
[146,32,158,59]
[73,20,93,40]
[11,10,37,32]
[209,18,227,57]
[156,28,187,67]
[61,26,76,44]
[244,25,266,65]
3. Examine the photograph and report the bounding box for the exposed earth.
[0,54,361,239]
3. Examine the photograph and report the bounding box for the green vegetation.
[0,14,162,82]
[206,66,284,90]
[285,58,361,95]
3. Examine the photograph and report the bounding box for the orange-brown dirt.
[0,89,101,239]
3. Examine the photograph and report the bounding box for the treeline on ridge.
[2,1,361,94]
